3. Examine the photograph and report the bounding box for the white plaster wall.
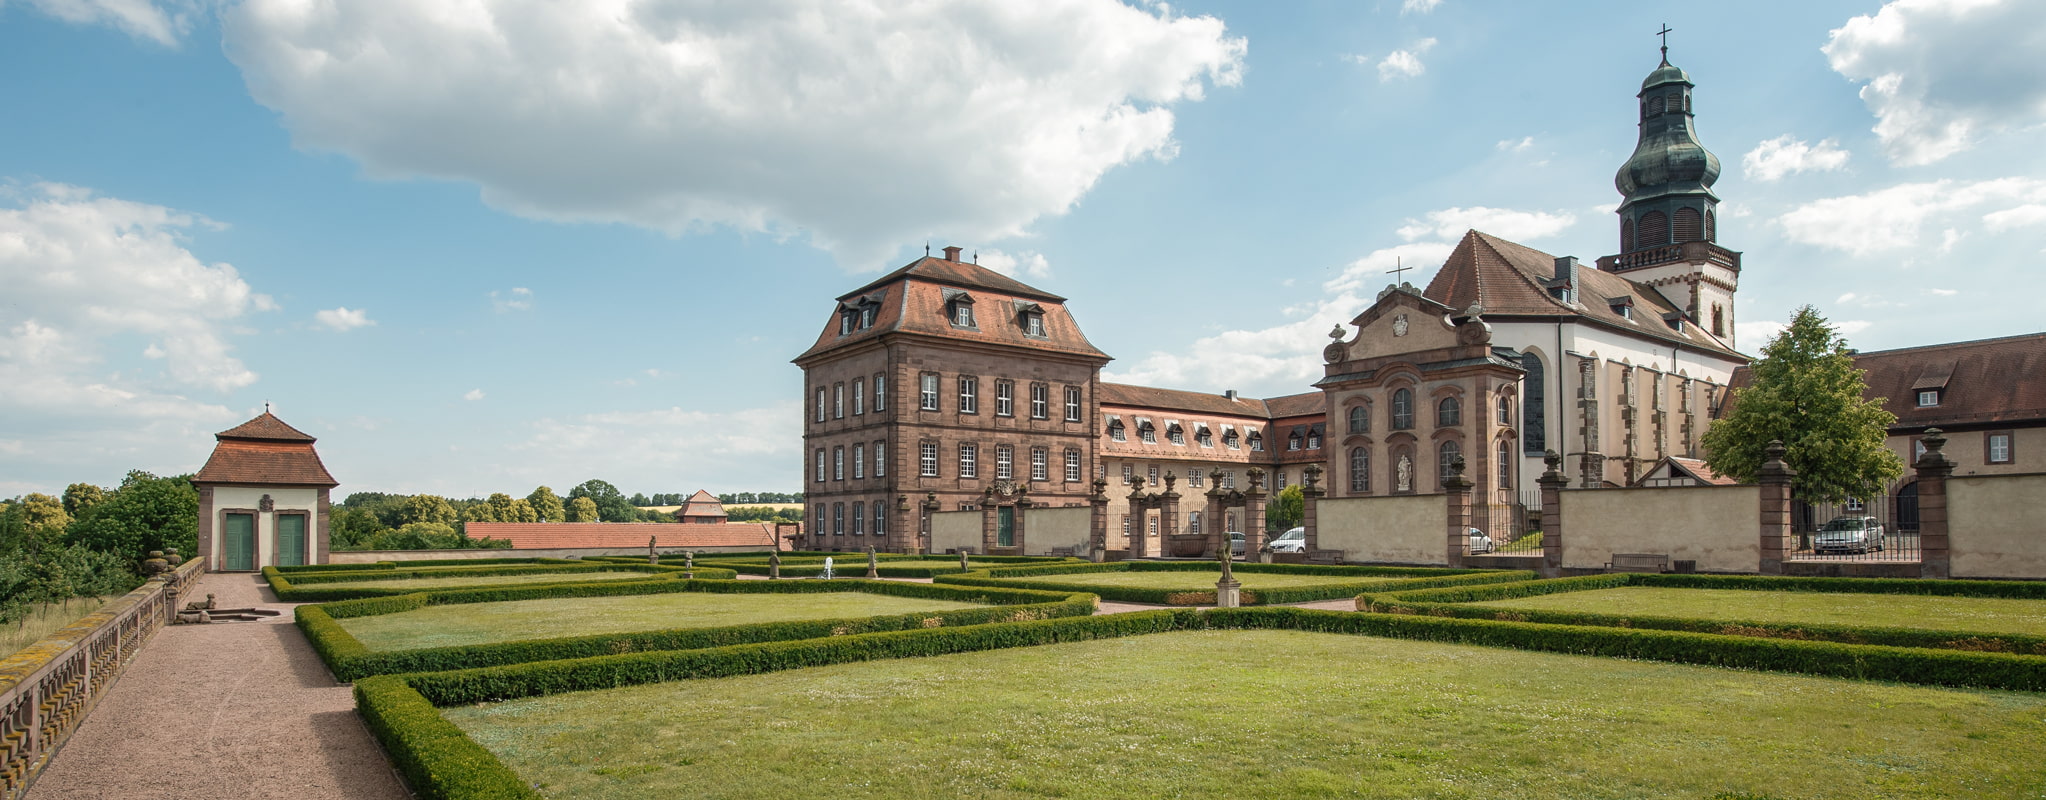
[211,486,320,569]
[1023,506,1091,556]
[931,510,983,554]
[1560,485,1758,573]
[1315,495,1447,565]
[1949,474,2046,579]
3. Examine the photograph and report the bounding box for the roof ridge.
[1470,231,1570,313]
[1853,331,2046,357]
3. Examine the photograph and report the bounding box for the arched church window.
[1712,304,1725,338]
[1391,389,1414,430]
[1674,207,1703,241]
[1438,397,1461,428]
[1521,354,1546,454]
[1348,405,1369,433]
[1438,440,1461,488]
[1636,211,1669,248]
[1497,439,1514,487]
[1349,448,1369,493]
[1497,394,1512,425]
[1705,210,1716,242]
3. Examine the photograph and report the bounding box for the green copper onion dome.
[1614,58,1719,200]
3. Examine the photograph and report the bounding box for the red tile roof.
[1851,332,2046,430]
[467,523,790,550]
[1662,456,1739,486]
[1099,383,1272,417]
[193,413,337,487]
[795,255,1109,364]
[1263,391,1327,418]
[676,490,727,519]
[1422,230,1743,358]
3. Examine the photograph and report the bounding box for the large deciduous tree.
[526,486,566,522]
[1266,484,1304,531]
[65,471,199,563]
[565,496,600,523]
[568,479,636,522]
[1701,306,1903,503]
[399,495,459,527]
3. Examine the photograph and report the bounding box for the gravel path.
[26,573,408,800]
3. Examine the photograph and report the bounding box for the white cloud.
[1496,136,1535,153]
[1776,177,2046,255]
[1984,204,2046,231]
[1929,288,1958,296]
[1378,38,1436,82]
[1837,320,1874,335]
[16,0,198,46]
[1736,320,1788,346]
[1395,206,1577,243]
[1741,135,1851,182]
[220,0,1246,268]
[975,249,1052,280]
[314,306,374,331]
[0,182,265,401]
[1823,0,2046,165]
[489,287,534,312]
[1722,201,1754,219]
[463,389,484,401]
[505,403,798,490]
[1401,0,1444,14]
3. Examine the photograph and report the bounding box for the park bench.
[1306,549,1345,565]
[1048,547,1076,558]
[1605,553,1670,573]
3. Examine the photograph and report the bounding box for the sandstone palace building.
[795,52,1757,553]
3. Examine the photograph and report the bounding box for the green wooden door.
[276,514,307,567]
[997,506,1015,548]
[224,513,256,571]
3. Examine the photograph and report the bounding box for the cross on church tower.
[1657,23,1673,65]
[1386,257,1410,284]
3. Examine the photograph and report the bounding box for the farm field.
[314,570,658,592]
[1471,586,2046,636]
[445,629,2046,800]
[338,590,991,651]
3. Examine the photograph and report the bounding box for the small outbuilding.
[674,490,730,524]
[192,411,340,571]
[1633,456,1737,488]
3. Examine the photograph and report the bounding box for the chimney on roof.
[1224,389,1238,401]
[1547,256,1579,304]
[942,246,962,261]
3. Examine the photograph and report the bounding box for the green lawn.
[994,570,1357,590]
[318,570,657,592]
[445,629,2046,799]
[338,591,990,651]
[1472,586,2046,636]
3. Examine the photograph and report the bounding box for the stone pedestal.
[1215,577,1242,608]
[1915,428,1954,580]
[1537,450,1568,578]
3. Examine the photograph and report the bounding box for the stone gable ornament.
[1323,324,1348,364]
[258,494,275,512]
[1392,314,1409,337]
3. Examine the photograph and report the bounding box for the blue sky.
[2,0,2041,499]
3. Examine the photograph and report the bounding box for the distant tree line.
[623,491,804,506]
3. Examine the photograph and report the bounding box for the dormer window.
[1306,426,1321,450]
[1015,302,1047,338]
[943,290,977,328]
[1166,421,1185,445]
[1288,432,1302,451]
[1917,389,1940,408]
[861,306,875,328]
[1247,431,1264,452]
[1196,425,1213,447]
[1137,418,1157,444]
[840,313,856,335]
[1223,427,1240,449]
[1609,296,1634,320]
[1108,416,1126,442]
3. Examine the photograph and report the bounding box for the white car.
[1467,527,1494,554]
[1268,527,1307,553]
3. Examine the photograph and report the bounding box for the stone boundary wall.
[1023,507,1091,556]
[1561,485,1759,573]
[0,558,205,799]
[1316,495,1447,565]
[931,511,982,554]
[1948,472,2046,580]
[328,545,778,564]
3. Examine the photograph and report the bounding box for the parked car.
[1226,531,1246,557]
[1268,527,1307,553]
[1813,516,1885,554]
[1467,527,1493,555]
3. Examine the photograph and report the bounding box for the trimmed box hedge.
[299,579,1095,680]
[934,561,1529,605]
[262,564,735,602]
[1356,572,2046,655]
[357,605,2046,800]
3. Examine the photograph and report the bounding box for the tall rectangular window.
[995,380,1014,417]
[1121,463,1133,484]
[874,442,887,477]
[1988,432,2012,464]
[960,443,979,478]
[813,504,824,536]
[833,503,844,535]
[1188,471,1203,487]
[852,443,865,479]
[996,445,1013,480]
[833,446,844,481]
[1187,511,1201,535]
[873,503,886,539]
[833,383,844,419]
[814,449,826,483]
[851,501,865,535]
[1223,470,1236,489]
[1147,465,1159,485]
[1065,387,1082,422]
[1030,447,1048,481]
[852,379,865,415]
[920,373,940,411]
[959,376,978,414]
[1030,384,1049,419]
[1064,449,1081,482]
[920,442,938,477]
[815,388,826,422]
[874,375,887,412]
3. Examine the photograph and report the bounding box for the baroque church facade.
[795,52,1750,552]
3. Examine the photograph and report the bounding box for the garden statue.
[648,536,658,565]
[769,550,781,580]
[959,550,970,570]
[865,547,879,579]
[1215,544,1241,608]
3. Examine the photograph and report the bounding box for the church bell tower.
[1598,36,1742,347]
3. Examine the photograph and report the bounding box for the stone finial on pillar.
[1443,454,1474,568]
[1089,477,1111,561]
[1300,464,1325,556]
[1915,428,1954,579]
[1757,439,1797,575]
